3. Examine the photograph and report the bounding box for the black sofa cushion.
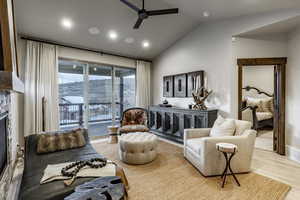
[19,129,104,200]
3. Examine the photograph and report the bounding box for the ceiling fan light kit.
[120,0,179,29]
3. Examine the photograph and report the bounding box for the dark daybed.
[19,130,127,200]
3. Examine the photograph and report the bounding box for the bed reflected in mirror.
[240,65,274,152]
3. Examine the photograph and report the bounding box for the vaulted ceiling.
[237,16,300,38]
[14,0,300,60]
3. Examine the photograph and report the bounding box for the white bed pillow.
[210,115,236,137]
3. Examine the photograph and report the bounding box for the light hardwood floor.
[255,130,273,151]
[252,148,300,200]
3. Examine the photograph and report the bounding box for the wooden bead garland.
[61,158,107,178]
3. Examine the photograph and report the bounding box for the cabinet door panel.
[194,115,206,128]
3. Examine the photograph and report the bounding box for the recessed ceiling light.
[203,11,210,17]
[142,40,150,48]
[61,18,73,29]
[94,67,97,71]
[108,30,118,40]
[125,37,135,44]
[88,27,100,35]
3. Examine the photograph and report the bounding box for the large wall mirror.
[238,58,287,155]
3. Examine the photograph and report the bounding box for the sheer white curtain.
[136,60,151,108]
[24,41,59,136]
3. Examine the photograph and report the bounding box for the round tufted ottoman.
[118,132,158,165]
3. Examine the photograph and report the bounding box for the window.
[58,58,136,138]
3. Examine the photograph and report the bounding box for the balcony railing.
[59,102,122,126]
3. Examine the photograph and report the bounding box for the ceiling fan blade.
[133,17,144,29]
[147,8,179,16]
[120,0,140,12]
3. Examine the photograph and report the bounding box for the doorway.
[237,58,287,155]
[58,58,136,138]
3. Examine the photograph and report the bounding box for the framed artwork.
[174,74,187,97]
[187,71,204,97]
[163,76,174,97]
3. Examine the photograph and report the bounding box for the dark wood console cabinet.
[149,106,218,143]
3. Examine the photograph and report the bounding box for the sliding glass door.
[58,59,86,129]
[114,67,136,120]
[58,58,136,138]
[87,64,113,137]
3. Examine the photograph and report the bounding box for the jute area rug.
[92,140,290,200]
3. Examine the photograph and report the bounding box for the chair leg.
[221,152,229,188]
[228,153,240,186]
[221,152,228,179]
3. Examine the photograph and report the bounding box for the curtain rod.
[20,35,152,63]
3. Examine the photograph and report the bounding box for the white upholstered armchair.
[184,119,256,176]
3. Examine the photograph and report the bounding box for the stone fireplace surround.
[0,91,12,200]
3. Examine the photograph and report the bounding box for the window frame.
[58,57,136,128]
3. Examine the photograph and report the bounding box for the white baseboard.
[286,145,300,164]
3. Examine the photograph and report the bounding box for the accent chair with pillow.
[118,107,149,134]
[184,116,256,176]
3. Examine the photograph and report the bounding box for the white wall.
[233,36,288,58]
[243,66,274,95]
[152,9,299,118]
[287,27,300,150]
[58,47,136,68]
[234,36,288,96]
[152,9,300,159]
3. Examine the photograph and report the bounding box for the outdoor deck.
[59,102,122,138]
[61,121,119,138]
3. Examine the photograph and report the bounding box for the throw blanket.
[40,161,116,184]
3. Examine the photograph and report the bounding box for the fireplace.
[0,93,12,200]
[0,113,8,179]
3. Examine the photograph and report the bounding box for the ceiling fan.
[120,0,179,29]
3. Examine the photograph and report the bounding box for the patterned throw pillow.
[37,128,86,154]
[246,98,263,112]
[269,98,274,113]
[261,99,271,112]
[122,109,147,126]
